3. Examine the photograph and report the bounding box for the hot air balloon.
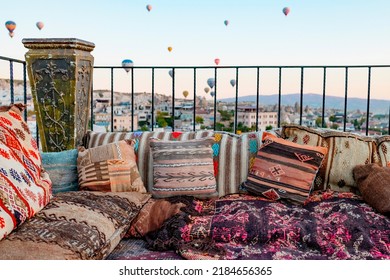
[167,46,172,52]
[207,78,215,89]
[204,87,210,94]
[121,59,133,73]
[5,20,16,37]
[214,58,220,65]
[210,91,215,97]
[182,90,189,98]
[168,69,173,78]
[230,79,236,87]
[36,21,44,30]
[146,4,152,12]
[282,7,290,16]
[224,20,229,26]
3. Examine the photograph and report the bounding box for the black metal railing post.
[172,68,175,132]
[10,61,14,104]
[343,67,349,132]
[151,68,155,131]
[110,67,114,132]
[193,68,197,131]
[299,67,304,126]
[213,67,217,130]
[255,67,260,131]
[277,67,282,128]
[366,67,371,135]
[234,67,239,133]
[322,67,327,128]
[23,62,27,121]
[131,68,134,131]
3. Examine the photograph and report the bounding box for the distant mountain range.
[220,93,390,114]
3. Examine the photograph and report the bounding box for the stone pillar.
[22,38,95,152]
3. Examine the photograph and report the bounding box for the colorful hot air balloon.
[167,46,172,52]
[210,91,215,97]
[224,20,229,26]
[182,90,189,98]
[168,69,173,78]
[214,58,220,65]
[121,59,134,73]
[204,87,210,94]
[230,79,236,87]
[207,78,215,89]
[5,21,16,33]
[283,7,290,16]
[146,4,152,12]
[36,21,44,30]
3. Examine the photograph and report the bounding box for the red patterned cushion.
[0,104,52,240]
[243,132,328,203]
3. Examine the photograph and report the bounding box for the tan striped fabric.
[84,130,271,197]
[77,140,146,192]
[150,137,218,199]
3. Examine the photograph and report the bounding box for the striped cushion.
[77,140,146,192]
[84,131,270,197]
[243,132,328,203]
[150,137,218,198]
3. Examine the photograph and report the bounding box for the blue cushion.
[41,149,79,194]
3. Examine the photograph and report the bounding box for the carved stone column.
[23,38,95,152]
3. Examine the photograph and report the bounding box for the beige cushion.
[77,140,146,192]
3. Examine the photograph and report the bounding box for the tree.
[141,125,149,131]
[265,125,273,130]
[331,123,339,130]
[219,110,233,121]
[315,117,327,128]
[329,115,336,122]
[195,116,204,124]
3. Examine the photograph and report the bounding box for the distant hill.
[220,93,390,114]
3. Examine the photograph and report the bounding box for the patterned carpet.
[106,238,184,260]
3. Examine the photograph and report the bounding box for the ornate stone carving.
[23,38,94,152]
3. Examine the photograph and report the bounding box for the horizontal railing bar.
[93,65,390,69]
[0,56,25,64]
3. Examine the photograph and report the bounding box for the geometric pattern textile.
[150,137,218,199]
[0,104,52,241]
[243,132,328,203]
[77,140,146,193]
[282,124,379,192]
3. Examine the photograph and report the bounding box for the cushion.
[150,137,218,198]
[353,164,390,214]
[125,198,185,238]
[41,149,78,194]
[84,131,256,197]
[282,124,379,192]
[0,104,52,241]
[243,132,328,203]
[77,140,146,192]
[0,191,151,259]
[377,136,390,167]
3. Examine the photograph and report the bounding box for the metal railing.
[1,55,390,137]
[93,65,390,136]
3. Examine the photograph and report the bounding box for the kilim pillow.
[0,104,52,241]
[41,149,79,194]
[353,164,390,214]
[150,137,218,198]
[377,136,390,168]
[282,124,379,192]
[77,140,146,192]
[243,132,328,203]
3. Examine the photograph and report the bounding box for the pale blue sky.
[1,0,390,99]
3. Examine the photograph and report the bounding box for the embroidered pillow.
[150,137,218,198]
[77,140,146,192]
[0,104,52,241]
[41,149,78,194]
[243,132,328,203]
